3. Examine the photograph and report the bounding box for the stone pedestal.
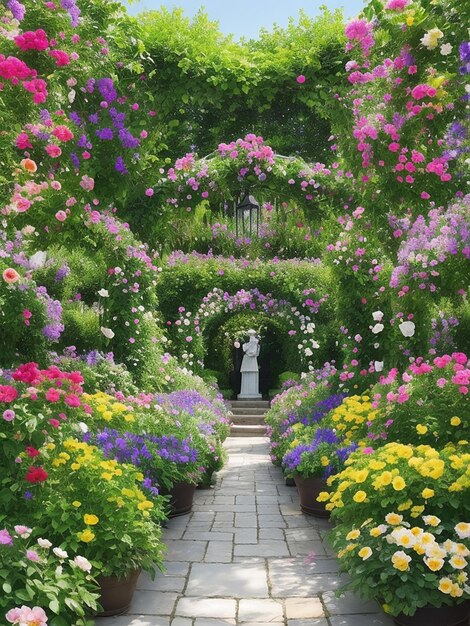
[238,371,262,399]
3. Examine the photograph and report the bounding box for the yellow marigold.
[124,414,135,422]
[418,459,445,480]
[71,463,81,471]
[353,490,367,503]
[317,492,330,502]
[101,472,114,481]
[137,500,154,511]
[83,514,99,526]
[321,456,330,467]
[78,529,95,543]
[411,505,425,518]
[416,424,428,435]
[355,469,369,483]
[422,488,434,499]
[369,460,386,471]
[392,476,406,491]
[103,411,113,421]
[122,488,135,498]
[398,500,413,511]
[451,416,461,426]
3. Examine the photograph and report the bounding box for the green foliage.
[60,304,101,354]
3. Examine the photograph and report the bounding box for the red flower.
[0,385,18,403]
[12,363,41,385]
[45,388,60,403]
[26,446,40,458]
[25,466,48,483]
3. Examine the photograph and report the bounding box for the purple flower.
[96,128,114,140]
[97,78,117,103]
[70,152,80,168]
[60,0,80,26]
[69,111,82,126]
[118,128,139,149]
[115,156,128,174]
[7,0,26,20]
[55,264,70,282]
[88,113,99,124]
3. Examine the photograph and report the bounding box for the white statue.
[238,330,261,399]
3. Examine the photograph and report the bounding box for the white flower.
[53,547,68,559]
[100,326,115,339]
[371,323,385,334]
[233,341,240,349]
[399,321,415,337]
[440,43,452,55]
[78,421,88,434]
[305,348,313,357]
[29,251,47,269]
[37,538,52,549]
[374,342,380,349]
[97,288,109,298]
[114,266,122,274]
[372,310,384,321]
[311,340,320,349]
[420,28,443,49]
[374,361,384,372]
[68,89,76,103]
[73,556,92,572]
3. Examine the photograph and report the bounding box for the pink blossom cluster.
[6,606,48,626]
[344,19,375,57]
[14,29,49,51]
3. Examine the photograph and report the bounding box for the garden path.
[98,437,394,626]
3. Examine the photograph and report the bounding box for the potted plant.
[1,525,99,626]
[323,442,470,624]
[282,425,358,517]
[33,438,167,616]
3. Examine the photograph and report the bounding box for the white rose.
[311,340,320,349]
[372,310,384,321]
[305,348,313,357]
[440,43,452,55]
[374,361,384,372]
[53,547,68,560]
[399,321,415,337]
[98,289,109,298]
[371,323,384,334]
[37,538,52,549]
[100,327,115,339]
[74,556,92,572]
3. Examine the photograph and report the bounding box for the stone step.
[229,400,270,409]
[231,415,266,425]
[230,424,267,437]
[230,407,268,416]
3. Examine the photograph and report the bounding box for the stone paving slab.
[97,437,395,626]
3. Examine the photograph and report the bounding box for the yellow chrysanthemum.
[353,490,367,503]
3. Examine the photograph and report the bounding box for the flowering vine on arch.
[154,134,353,214]
[170,287,320,372]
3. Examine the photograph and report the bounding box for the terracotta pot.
[393,601,469,626]
[169,481,196,517]
[293,474,330,518]
[97,569,140,617]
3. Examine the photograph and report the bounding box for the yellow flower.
[416,424,428,435]
[71,463,81,471]
[358,546,372,560]
[423,515,441,527]
[398,499,413,512]
[406,15,414,25]
[451,416,461,426]
[317,492,330,502]
[346,529,361,541]
[391,550,411,572]
[424,557,444,572]
[422,488,434,499]
[353,490,367,503]
[103,411,113,421]
[122,488,135,498]
[355,469,369,483]
[455,522,470,538]
[321,456,330,467]
[72,501,81,508]
[392,476,406,491]
[438,578,453,594]
[124,414,135,422]
[450,584,464,598]
[78,529,95,543]
[385,513,403,525]
[449,555,467,570]
[83,514,99,526]
[137,500,154,511]
[101,472,114,481]
[370,525,387,537]
[410,505,425,518]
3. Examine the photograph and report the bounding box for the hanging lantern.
[235,194,260,237]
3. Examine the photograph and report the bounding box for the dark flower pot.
[294,475,330,518]
[169,481,196,517]
[285,477,296,487]
[97,569,140,617]
[393,602,469,626]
